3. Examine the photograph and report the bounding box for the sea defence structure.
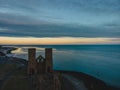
[27,48,61,90]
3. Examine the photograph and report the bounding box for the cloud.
[0,22,120,38]
[0,27,13,32]
[102,22,120,28]
[0,0,120,25]
[0,0,120,39]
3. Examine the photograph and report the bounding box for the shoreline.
[57,70,120,90]
[1,45,120,90]
[0,56,120,90]
[0,45,17,54]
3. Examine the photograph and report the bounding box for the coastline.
[0,56,120,90]
[23,60,120,90]
[57,70,120,90]
[0,45,17,54]
[0,45,120,90]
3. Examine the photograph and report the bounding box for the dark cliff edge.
[0,57,120,90]
[57,70,120,90]
[22,59,120,90]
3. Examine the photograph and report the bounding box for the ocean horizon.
[7,44,120,88]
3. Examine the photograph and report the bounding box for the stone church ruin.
[27,48,61,90]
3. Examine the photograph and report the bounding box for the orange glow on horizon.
[0,36,119,45]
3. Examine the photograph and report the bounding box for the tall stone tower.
[28,48,37,75]
[45,48,53,73]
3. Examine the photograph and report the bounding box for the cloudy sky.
[0,0,120,44]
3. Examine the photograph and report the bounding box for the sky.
[0,0,120,44]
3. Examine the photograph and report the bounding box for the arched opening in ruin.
[47,66,51,72]
[30,68,35,75]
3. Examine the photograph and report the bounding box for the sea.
[9,45,120,88]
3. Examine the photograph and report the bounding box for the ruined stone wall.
[27,48,61,90]
[37,73,61,90]
[37,61,45,74]
[28,48,37,75]
[45,48,53,73]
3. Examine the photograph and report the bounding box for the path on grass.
[62,74,88,90]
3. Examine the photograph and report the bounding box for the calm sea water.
[11,45,120,88]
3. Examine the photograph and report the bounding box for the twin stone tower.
[27,48,53,75]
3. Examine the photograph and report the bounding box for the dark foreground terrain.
[59,71,120,90]
[0,57,120,90]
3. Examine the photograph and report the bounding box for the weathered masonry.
[27,48,53,75]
